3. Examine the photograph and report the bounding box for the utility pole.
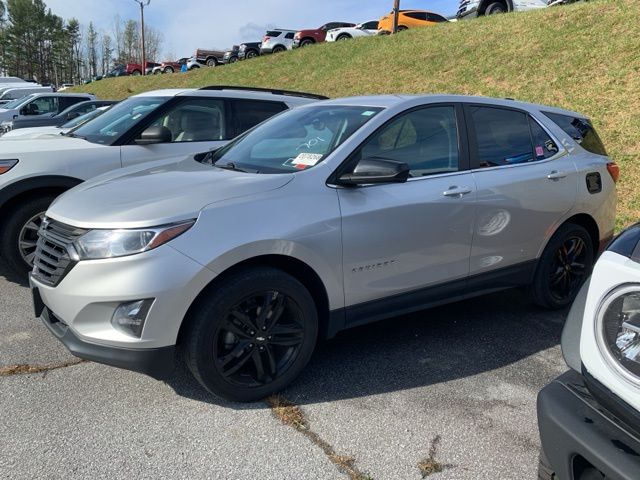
[392,0,400,33]
[133,0,150,74]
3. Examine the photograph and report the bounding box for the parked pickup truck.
[107,62,158,77]
[194,48,226,67]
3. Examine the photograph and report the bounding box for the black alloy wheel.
[548,236,588,303]
[530,223,594,309]
[185,267,318,402]
[214,291,305,387]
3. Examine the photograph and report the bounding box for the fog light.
[111,299,153,338]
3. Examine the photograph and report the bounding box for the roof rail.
[199,85,328,101]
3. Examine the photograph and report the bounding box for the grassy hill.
[76,0,639,230]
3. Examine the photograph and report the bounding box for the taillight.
[607,162,620,183]
[263,36,270,43]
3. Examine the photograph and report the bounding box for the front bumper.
[538,370,640,479]
[40,307,176,379]
[457,2,479,18]
[30,243,216,373]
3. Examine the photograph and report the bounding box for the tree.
[101,33,113,75]
[86,21,98,78]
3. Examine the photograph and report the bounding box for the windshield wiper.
[216,162,255,173]
[62,131,87,140]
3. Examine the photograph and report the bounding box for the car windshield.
[61,107,110,130]
[208,105,383,174]
[2,95,34,110]
[71,96,168,145]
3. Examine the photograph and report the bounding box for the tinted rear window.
[543,112,607,156]
[266,31,281,37]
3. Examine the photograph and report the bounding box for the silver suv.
[260,29,296,54]
[31,94,617,402]
[0,86,325,278]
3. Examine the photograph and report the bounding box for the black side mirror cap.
[338,157,410,186]
[135,126,173,145]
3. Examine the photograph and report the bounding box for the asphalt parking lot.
[0,261,568,480]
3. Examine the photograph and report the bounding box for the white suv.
[538,225,640,480]
[0,86,325,277]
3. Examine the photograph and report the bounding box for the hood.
[47,158,294,228]
[1,126,62,140]
[0,135,102,153]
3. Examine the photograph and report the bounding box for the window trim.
[463,103,567,173]
[327,102,470,187]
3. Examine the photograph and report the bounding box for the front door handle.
[547,170,568,180]
[443,186,473,198]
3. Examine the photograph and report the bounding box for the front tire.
[164,66,174,73]
[272,45,286,54]
[299,38,314,47]
[530,223,594,309]
[485,2,507,14]
[131,69,141,76]
[337,34,351,41]
[0,195,57,279]
[184,267,318,402]
[397,25,408,31]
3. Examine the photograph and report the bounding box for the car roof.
[133,87,324,104]
[317,94,586,118]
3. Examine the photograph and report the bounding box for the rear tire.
[337,34,351,41]
[184,267,318,402]
[131,69,141,76]
[246,50,258,59]
[397,25,408,31]
[530,223,594,309]
[485,2,507,14]
[272,45,286,54]
[205,58,217,67]
[164,66,174,73]
[0,195,57,280]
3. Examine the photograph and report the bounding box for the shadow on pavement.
[166,288,565,407]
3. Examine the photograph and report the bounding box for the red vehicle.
[155,58,188,74]
[293,21,356,47]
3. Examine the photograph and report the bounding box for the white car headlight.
[596,285,640,383]
[74,220,195,260]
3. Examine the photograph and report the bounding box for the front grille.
[32,218,87,286]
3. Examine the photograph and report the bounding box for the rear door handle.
[547,170,568,180]
[443,186,473,198]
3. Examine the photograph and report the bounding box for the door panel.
[339,174,476,307]
[465,104,577,275]
[338,104,475,308]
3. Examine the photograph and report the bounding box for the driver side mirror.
[337,158,410,186]
[135,125,172,145]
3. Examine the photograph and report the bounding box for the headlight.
[74,220,195,260]
[597,285,640,382]
[0,159,19,174]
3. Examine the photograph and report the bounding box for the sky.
[44,0,459,59]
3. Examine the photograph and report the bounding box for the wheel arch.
[540,213,600,259]
[177,254,334,348]
[337,32,352,39]
[300,36,316,44]
[0,175,83,219]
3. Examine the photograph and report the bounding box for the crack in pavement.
[266,394,373,480]
[0,359,87,377]
[417,435,454,478]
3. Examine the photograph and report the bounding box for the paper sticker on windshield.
[361,111,376,116]
[293,153,323,166]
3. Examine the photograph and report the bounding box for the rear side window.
[230,100,287,137]
[405,11,427,20]
[543,112,607,156]
[266,31,281,37]
[59,96,87,111]
[470,107,533,167]
[427,13,448,22]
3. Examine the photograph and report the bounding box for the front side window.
[354,106,460,177]
[427,13,448,22]
[72,96,168,145]
[208,105,382,174]
[362,21,379,30]
[148,98,226,143]
[27,97,58,115]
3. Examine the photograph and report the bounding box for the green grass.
[75,0,640,230]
